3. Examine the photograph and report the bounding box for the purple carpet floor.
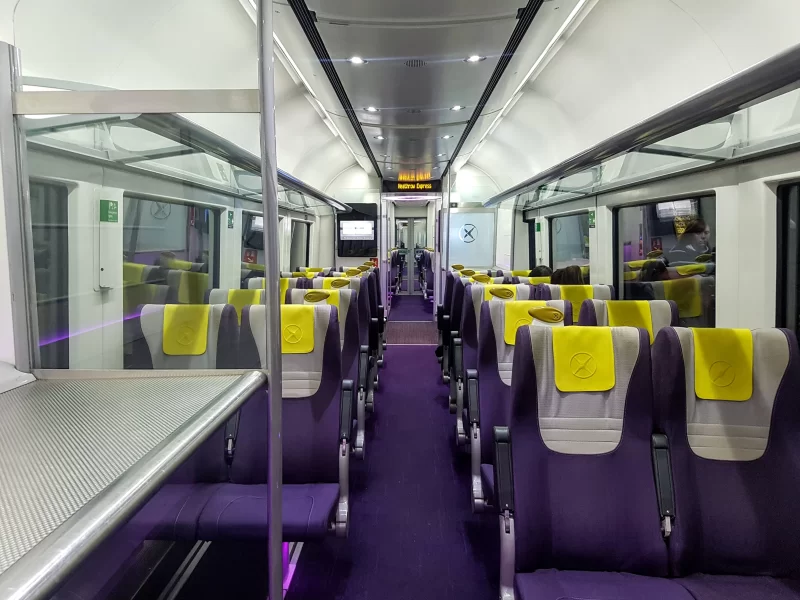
[388,295,433,322]
[285,345,498,600]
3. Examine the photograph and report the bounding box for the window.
[777,184,800,332]
[290,220,311,270]
[616,195,716,327]
[550,213,590,282]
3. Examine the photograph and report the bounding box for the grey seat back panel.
[469,284,534,338]
[531,326,641,454]
[245,304,332,398]
[138,304,232,369]
[489,300,569,386]
[673,327,788,461]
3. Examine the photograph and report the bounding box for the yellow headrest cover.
[695,254,713,263]
[307,267,324,273]
[471,274,492,284]
[626,260,649,270]
[357,265,370,272]
[460,269,476,277]
[177,271,209,304]
[324,277,351,289]
[345,268,361,277]
[363,262,374,266]
[552,327,615,392]
[580,266,590,276]
[676,264,706,276]
[167,258,193,271]
[511,270,530,276]
[451,264,465,271]
[503,301,546,345]
[246,263,265,271]
[529,276,551,284]
[692,329,753,401]
[280,305,315,354]
[163,304,210,356]
[280,278,289,304]
[227,289,262,324]
[606,301,653,343]
[486,285,517,301]
[646,250,664,259]
[663,278,701,318]
[291,271,304,277]
[304,289,340,310]
[624,271,638,281]
[528,305,565,324]
[123,262,145,283]
[560,285,594,318]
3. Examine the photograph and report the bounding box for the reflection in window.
[550,213,590,282]
[616,195,716,327]
[31,181,70,369]
[777,184,800,333]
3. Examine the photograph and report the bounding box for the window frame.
[776,183,800,331]
[547,210,590,271]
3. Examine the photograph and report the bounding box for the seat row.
[486,322,800,599]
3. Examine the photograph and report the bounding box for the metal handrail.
[483,42,800,207]
[0,371,266,600]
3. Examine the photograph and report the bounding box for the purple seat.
[578,299,678,334]
[450,283,535,447]
[653,328,800,597]
[495,325,668,599]
[469,299,572,510]
[515,570,692,600]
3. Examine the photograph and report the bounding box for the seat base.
[515,570,693,600]
[676,574,800,600]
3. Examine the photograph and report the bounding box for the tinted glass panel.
[550,213,590,281]
[616,195,716,327]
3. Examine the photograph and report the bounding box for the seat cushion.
[676,574,800,600]
[139,483,220,540]
[515,570,694,600]
[196,483,339,541]
[480,463,494,505]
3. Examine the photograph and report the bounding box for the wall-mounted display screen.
[340,220,374,241]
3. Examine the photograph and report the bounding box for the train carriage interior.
[1,0,800,599]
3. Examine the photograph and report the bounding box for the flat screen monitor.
[340,220,374,241]
[337,217,377,257]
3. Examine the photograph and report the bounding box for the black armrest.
[437,305,445,330]
[223,412,240,466]
[451,337,463,381]
[358,345,370,392]
[340,380,354,442]
[442,316,451,346]
[493,426,514,530]
[466,369,479,425]
[369,317,379,352]
[651,433,675,537]
[378,305,385,335]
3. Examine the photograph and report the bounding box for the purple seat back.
[510,325,666,576]
[653,327,800,579]
[234,304,342,486]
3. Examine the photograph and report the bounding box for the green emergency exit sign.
[588,210,596,228]
[227,210,234,229]
[536,222,541,232]
[100,199,118,223]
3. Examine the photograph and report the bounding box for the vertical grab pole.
[256,1,283,599]
[444,171,451,278]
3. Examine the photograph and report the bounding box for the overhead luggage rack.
[0,370,266,600]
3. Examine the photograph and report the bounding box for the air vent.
[406,108,422,114]
[404,59,426,68]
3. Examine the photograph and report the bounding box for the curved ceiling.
[459,0,800,196]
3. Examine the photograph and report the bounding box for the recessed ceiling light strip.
[286,0,382,177]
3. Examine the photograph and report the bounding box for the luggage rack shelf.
[0,371,266,600]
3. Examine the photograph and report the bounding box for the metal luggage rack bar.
[0,370,266,600]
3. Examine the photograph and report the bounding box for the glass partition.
[616,195,716,327]
[549,213,590,282]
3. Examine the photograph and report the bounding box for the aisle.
[286,343,497,599]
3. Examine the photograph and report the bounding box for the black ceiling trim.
[442,0,545,180]
[287,0,383,178]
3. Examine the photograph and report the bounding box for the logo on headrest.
[709,361,735,387]
[304,291,330,303]
[451,264,465,270]
[283,324,303,345]
[461,269,476,277]
[176,323,196,346]
[472,274,491,283]
[489,287,514,299]
[528,306,564,323]
[346,269,361,276]
[357,265,370,272]
[331,279,349,288]
[570,353,597,379]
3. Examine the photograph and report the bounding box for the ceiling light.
[432,166,440,170]
[450,105,465,111]
[381,153,389,157]
[442,135,452,140]
[365,106,379,112]
[375,135,385,140]
[464,55,486,63]
[437,153,446,157]
[387,166,393,170]
[347,56,367,65]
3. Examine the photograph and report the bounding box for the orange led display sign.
[382,180,442,193]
